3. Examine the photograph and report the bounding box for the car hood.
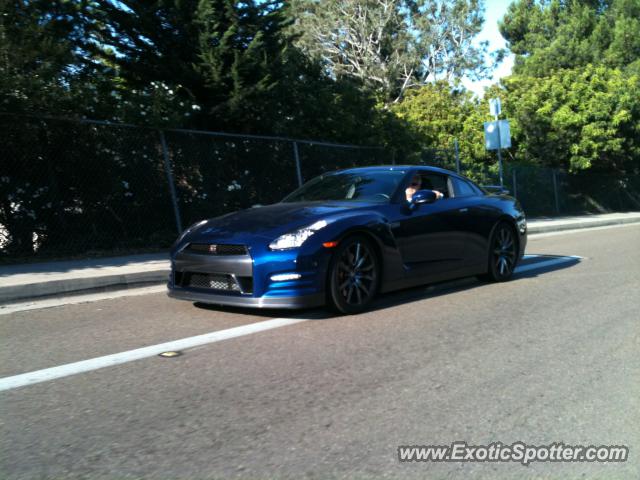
[185,201,377,244]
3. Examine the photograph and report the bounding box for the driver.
[405,174,444,202]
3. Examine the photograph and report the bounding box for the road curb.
[0,269,169,304]
[527,216,640,234]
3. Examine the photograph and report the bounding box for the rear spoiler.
[483,185,510,195]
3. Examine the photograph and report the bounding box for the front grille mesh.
[187,273,241,292]
[186,243,247,255]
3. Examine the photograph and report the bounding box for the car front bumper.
[167,241,330,310]
[166,285,325,309]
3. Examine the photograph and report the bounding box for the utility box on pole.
[484,120,511,150]
[485,98,510,187]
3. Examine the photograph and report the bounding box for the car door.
[448,176,493,268]
[392,171,468,279]
[449,175,486,266]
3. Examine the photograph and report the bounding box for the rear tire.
[327,235,380,314]
[481,222,518,282]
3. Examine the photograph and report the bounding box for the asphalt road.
[1,225,639,479]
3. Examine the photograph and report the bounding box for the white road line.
[0,254,583,393]
[0,285,167,316]
[0,317,307,392]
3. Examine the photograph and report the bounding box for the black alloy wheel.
[485,222,518,281]
[328,235,379,314]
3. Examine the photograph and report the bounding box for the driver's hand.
[434,190,444,199]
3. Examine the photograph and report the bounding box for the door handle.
[459,208,469,213]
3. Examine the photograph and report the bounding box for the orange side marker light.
[323,241,339,248]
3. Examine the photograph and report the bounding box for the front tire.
[327,235,379,314]
[483,222,518,282]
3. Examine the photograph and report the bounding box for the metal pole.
[495,117,503,187]
[159,130,183,234]
[497,148,504,188]
[552,169,560,215]
[454,138,460,174]
[512,168,518,199]
[292,141,303,187]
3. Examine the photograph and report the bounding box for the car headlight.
[269,220,329,250]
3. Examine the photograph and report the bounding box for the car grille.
[188,273,241,291]
[175,272,253,294]
[186,243,248,255]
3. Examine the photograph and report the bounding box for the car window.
[470,181,486,195]
[282,170,406,203]
[451,177,476,197]
[417,172,451,198]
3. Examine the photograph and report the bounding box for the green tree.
[500,0,640,76]
[391,82,496,169]
[495,0,640,174]
[0,0,105,115]
[194,0,293,131]
[87,0,394,143]
[290,0,490,103]
[501,65,640,173]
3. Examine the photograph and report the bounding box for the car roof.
[333,165,459,177]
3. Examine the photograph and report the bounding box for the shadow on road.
[193,254,581,319]
[193,302,328,320]
[367,254,582,314]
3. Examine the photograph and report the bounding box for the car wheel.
[328,235,379,314]
[482,222,518,282]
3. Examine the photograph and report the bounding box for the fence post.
[159,130,183,234]
[512,168,517,199]
[616,179,624,211]
[292,141,303,187]
[454,138,460,174]
[552,169,560,215]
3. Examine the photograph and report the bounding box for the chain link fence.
[1,116,178,262]
[504,165,640,217]
[0,114,390,262]
[1,114,638,263]
[414,147,640,218]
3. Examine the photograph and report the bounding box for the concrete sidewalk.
[2,212,639,304]
[0,253,169,304]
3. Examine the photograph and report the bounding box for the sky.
[462,0,515,97]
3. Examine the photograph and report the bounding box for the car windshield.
[282,170,406,203]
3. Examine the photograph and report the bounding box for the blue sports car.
[167,166,527,313]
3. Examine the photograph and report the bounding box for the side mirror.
[410,189,438,208]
